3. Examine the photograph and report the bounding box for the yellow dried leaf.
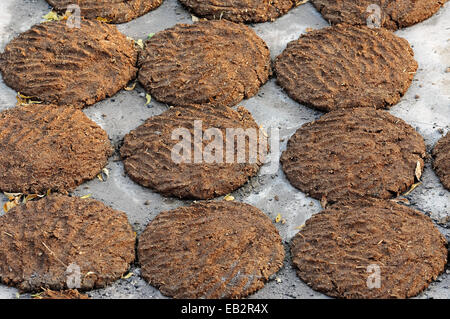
[145,93,152,106]
[3,201,18,213]
[275,213,282,223]
[4,192,22,200]
[96,17,111,23]
[320,196,328,208]
[122,272,133,279]
[296,0,309,5]
[23,194,38,204]
[403,182,422,196]
[124,82,137,91]
[296,224,305,230]
[135,39,144,50]
[80,194,92,199]
[43,11,60,21]
[224,194,234,201]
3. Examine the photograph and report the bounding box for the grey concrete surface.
[0,0,448,299]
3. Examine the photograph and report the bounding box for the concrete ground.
[0,0,448,299]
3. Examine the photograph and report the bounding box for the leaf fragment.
[415,161,422,181]
[147,33,155,39]
[145,93,152,106]
[403,182,422,196]
[96,17,112,23]
[124,82,137,91]
[275,213,282,223]
[80,194,92,199]
[43,11,60,21]
[122,272,134,279]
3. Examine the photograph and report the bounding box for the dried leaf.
[135,39,144,50]
[415,161,422,181]
[23,194,38,204]
[43,11,60,21]
[296,224,305,230]
[145,93,152,106]
[4,192,22,200]
[320,196,328,208]
[3,201,18,213]
[295,0,309,6]
[224,194,234,201]
[96,17,111,23]
[191,15,199,22]
[403,182,422,196]
[80,194,92,199]
[124,82,137,91]
[122,272,134,279]
[275,213,282,223]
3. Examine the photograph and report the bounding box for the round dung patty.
[0,104,113,194]
[273,24,417,112]
[138,201,285,298]
[137,20,270,108]
[280,107,426,203]
[0,194,136,292]
[291,199,448,298]
[432,132,450,191]
[0,20,138,107]
[120,104,264,199]
[46,0,163,24]
[178,0,299,23]
[311,0,448,30]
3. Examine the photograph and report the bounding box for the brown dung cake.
[120,104,264,199]
[138,201,285,299]
[273,24,417,112]
[46,0,163,23]
[291,199,448,298]
[311,0,448,30]
[138,20,270,108]
[280,107,426,203]
[178,0,299,23]
[0,194,136,292]
[0,104,113,194]
[0,20,138,107]
[432,132,450,191]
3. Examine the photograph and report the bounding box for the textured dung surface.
[0,20,137,107]
[46,0,163,23]
[311,0,448,30]
[291,199,448,299]
[0,104,113,194]
[138,201,285,299]
[179,0,298,23]
[121,104,264,199]
[36,289,90,299]
[280,108,426,203]
[138,20,270,108]
[0,195,136,292]
[273,24,417,112]
[432,132,450,191]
